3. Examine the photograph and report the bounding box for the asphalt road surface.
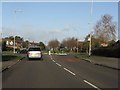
[2,54,119,89]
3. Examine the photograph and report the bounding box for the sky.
[2,1,118,44]
[118,2,120,40]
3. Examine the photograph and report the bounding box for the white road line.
[83,80,101,90]
[56,63,61,67]
[52,60,55,62]
[63,68,76,76]
[50,55,52,59]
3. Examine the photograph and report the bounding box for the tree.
[39,42,46,50]
[62,37,78,52]
[48,39,60,52]
[58,43,66,52]
[5,36,23,42]
[5,36,14,40]
[84,34,101,53]
[2,41,7,51]
[108,40,116,47]
[83,35,90,53]
[15,36,23,43]
[22,40,29,49]
[94,14,117,43]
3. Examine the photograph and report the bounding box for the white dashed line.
[50,55,53,60]
[52,60,55,62]
[83,80,101,90]
[56,63,61,67]
[64,68,76,76]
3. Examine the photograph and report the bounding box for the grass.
[2,51,15,55]
[2,51,23,61]
[69,52,90,59]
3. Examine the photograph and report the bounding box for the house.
[2,38,23,49]
[100,43,108,47]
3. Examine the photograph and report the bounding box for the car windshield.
[28,48,41,51]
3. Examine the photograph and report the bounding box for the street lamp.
[88,32,92,56]
[88,0,93,56]
[13,10,23,53]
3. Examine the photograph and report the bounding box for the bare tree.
[94,14,117,43]
[48,39,60,51]
[62,37,78,52]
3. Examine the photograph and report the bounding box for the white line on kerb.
[52,60,55,62]
[56,63,61,67]
[83,80,101,90]
[64,68,76,76]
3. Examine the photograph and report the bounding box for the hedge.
[91,47,120,58]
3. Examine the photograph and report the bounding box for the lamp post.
[13,10,23,53]
[88,32,92,56]
[88,0,93,56]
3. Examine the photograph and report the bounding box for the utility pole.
[13,10,23,53]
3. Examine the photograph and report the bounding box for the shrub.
[92,47,120,58]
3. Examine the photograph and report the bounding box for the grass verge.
[2,51,23,61]
[69,52,90,59]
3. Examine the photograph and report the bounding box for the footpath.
[69,53,120,70]
[0,54,25,72]
[82,56,120,70]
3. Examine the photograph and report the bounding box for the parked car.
[27,47,43,60]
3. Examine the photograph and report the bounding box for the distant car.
[27,47,42,60]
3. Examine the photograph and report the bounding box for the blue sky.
[2,1,118,44]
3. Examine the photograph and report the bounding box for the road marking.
[56,63,61,67]
[52,60,55,62]
[83,80,101,90]
[50,55,52,59]
[63,68,76,76]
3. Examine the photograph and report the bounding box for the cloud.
[2,24,85,44]
[62,24,79,32]
[49,29,62,34]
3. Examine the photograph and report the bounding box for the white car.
[27,47,43,60]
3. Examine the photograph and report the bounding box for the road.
[2,54,119,89]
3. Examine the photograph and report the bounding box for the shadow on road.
[27,58,43,61]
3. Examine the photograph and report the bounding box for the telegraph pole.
[13,10,23,53]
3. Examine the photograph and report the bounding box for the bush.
[6,47,13,51]
[92,47,120,58]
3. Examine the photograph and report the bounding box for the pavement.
[81,56,120,70]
